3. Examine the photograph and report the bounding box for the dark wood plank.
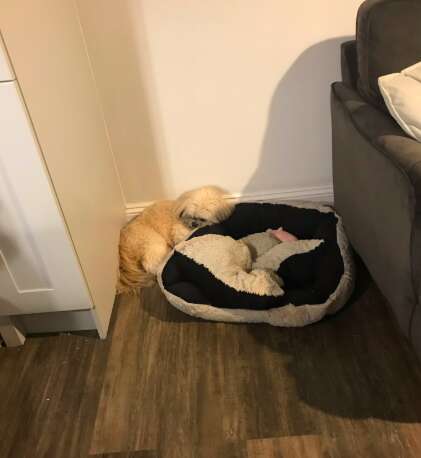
[90,452,157,458]
[247,429,421,458]
[247,435,323,458]
[90,262,421,456]
[0,332,111,458]
[1,261,421,458]
[399,424,421,457]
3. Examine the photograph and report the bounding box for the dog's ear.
[173,200,185,218]
[174,191,190,218]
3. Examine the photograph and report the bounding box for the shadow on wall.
[243,37,353,197]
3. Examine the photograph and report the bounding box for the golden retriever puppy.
[117,186,233,294]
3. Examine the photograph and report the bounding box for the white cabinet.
[0,81,92,315]
[0,2,125,341]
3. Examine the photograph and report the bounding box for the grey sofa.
[331,0,421,358]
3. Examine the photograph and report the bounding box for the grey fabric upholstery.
[413,304,421,358]
[341,41,358,89]
[357,0,421,110]
[331,0,421,359]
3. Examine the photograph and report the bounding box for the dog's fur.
[117,186,233,294]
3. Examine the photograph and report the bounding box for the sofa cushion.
[379,62,421,142]
[357,0,421,110]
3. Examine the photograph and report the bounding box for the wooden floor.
[1,262,421,458]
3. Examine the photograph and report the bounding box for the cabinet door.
[0,81,92,315]
[1,0,125,337]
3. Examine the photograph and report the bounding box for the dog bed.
[157,201,354,327]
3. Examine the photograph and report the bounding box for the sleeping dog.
[117,185,233,294]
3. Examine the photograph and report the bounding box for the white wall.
[77,0,362,206]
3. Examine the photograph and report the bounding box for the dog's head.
[175,185,234,229]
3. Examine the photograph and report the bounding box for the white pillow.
[378,61,421,142]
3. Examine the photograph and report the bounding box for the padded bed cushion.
[157,201,354,327]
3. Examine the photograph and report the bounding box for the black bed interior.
[162,203,345,310]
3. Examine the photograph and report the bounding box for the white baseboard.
[126,184,334,220]
[224,185,334,204]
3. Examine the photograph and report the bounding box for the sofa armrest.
[332,82,421,213]
[341,40,358,89]
[332,81,421,348]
